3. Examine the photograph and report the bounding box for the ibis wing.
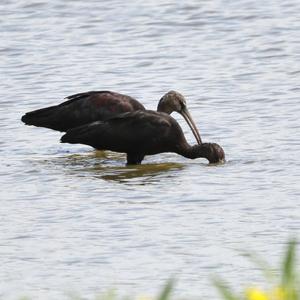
[64,91,145,112]
[21,91,145,132]
[61,111,174,154]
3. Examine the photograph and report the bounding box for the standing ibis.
[21,90,202,144]
[61,110,225,165]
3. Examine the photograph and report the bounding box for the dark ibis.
[61,110,225,165]
[21,90,202,144]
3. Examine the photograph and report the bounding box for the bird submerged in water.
[61,110,225,165]
[21,90,202,144]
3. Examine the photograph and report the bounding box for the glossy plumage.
[61,110,225,165]
[21,91,145,132]
[21,90,202,144]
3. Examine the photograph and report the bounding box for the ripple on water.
[1,0,300,299]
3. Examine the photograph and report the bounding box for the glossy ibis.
[21,90,202,144]
[21,91,144,132]
[61,110,225,165]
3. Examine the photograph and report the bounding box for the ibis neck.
[157,102,172,114]
[178,143,225,164]
[178,144,202,159]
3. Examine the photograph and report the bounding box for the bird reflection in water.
[63,151,184,183]
[98,162,184,183]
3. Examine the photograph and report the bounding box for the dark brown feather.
[21,91,145,132]
[61,110,225,165]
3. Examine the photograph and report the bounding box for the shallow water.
[1,0,300,299]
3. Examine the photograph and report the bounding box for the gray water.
[1,0,300,299]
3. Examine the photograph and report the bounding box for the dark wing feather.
[21,91,145,132]
[61,110,177,155]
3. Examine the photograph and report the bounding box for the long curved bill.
[181,107,202,144]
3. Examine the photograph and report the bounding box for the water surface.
[1,0,300,299]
